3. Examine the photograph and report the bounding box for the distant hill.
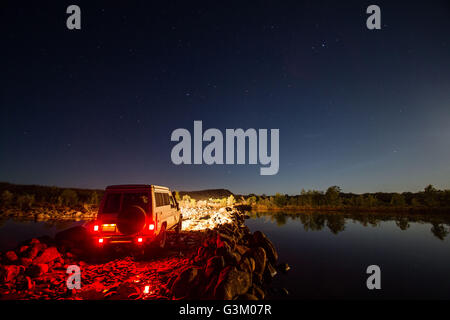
[0,182,234,203]
[0,182,104,199]
[178,189,234,200]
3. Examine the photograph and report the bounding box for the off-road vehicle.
[91,185,182,251]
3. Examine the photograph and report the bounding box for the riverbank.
[0,206,288,300]
[0,205,97,222]
[248,205,450,214]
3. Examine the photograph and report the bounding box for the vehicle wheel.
[175,215,182,234]
[157,224,167,249]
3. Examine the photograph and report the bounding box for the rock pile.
[0,237,80,297]
[169,209,286,300]
[181,206,234,231]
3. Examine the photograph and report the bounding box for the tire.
[117,205,146,235]
[175,214,183,234]
[157,224,167,249]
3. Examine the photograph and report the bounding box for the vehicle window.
[155,192,170,207]
[123,192,150,212]
[155,192,162,207]
[163,193,170,206]
[102,193,121,213]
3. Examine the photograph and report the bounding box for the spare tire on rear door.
[117,205,146,235]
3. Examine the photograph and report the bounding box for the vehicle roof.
[106,184,170,191]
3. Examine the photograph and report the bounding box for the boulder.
[264,262,277,279]
[0,264,22,283]
[215,240,231,257]
[204,273,219,296]
[15,275,34,291]
[171,267,199,298]
[204,256,225,278]
[5,250,18,263]
[252,247,266,276]
[239,257,255,273]
[214,266,252,300]
[216,233,236,249]
[26,263,49,277]
[248,257,255,273]
[195,247,207,263]
[224,251,241,266]
[235,244,249,256]
[114,283,141,299]
[27,244,42,260]
[18,245,29,255]
[33,247,61,264]
[253,231,278,264]
[250,285,265,299]
[20,257,33,267]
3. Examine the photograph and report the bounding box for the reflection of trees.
[273,213,287,226]
[326,215,346,234]
[298,213,346,234]
[431,223,449,240]
[300,214,325,231]
[249,211,450,240]
[395,218,410,230]
[367,216,380,227]
[354,214,380,227]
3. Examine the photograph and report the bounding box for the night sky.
[1,1,449,195]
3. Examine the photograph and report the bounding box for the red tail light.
[148,223,155,231]
[93,225,99,232]
[98,238,104,244]
[137,237,143,243]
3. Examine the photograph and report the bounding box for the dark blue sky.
[1,1,449,194]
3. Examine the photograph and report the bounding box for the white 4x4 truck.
[91,185,182,251]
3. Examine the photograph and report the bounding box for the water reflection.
[250,211,450,240]
[0,217,85,251]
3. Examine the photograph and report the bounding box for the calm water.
[246,212,450,299]
[0,219,84,251]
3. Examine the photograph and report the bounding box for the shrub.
[1,190,14,206]
[89,191,100,205]
[16,194,35,210]
[273,193,287,207]
[226,195,235,206]
[390,194,406,207]
[60,189,79,207]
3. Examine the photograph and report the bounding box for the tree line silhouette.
[242,185,450,212]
